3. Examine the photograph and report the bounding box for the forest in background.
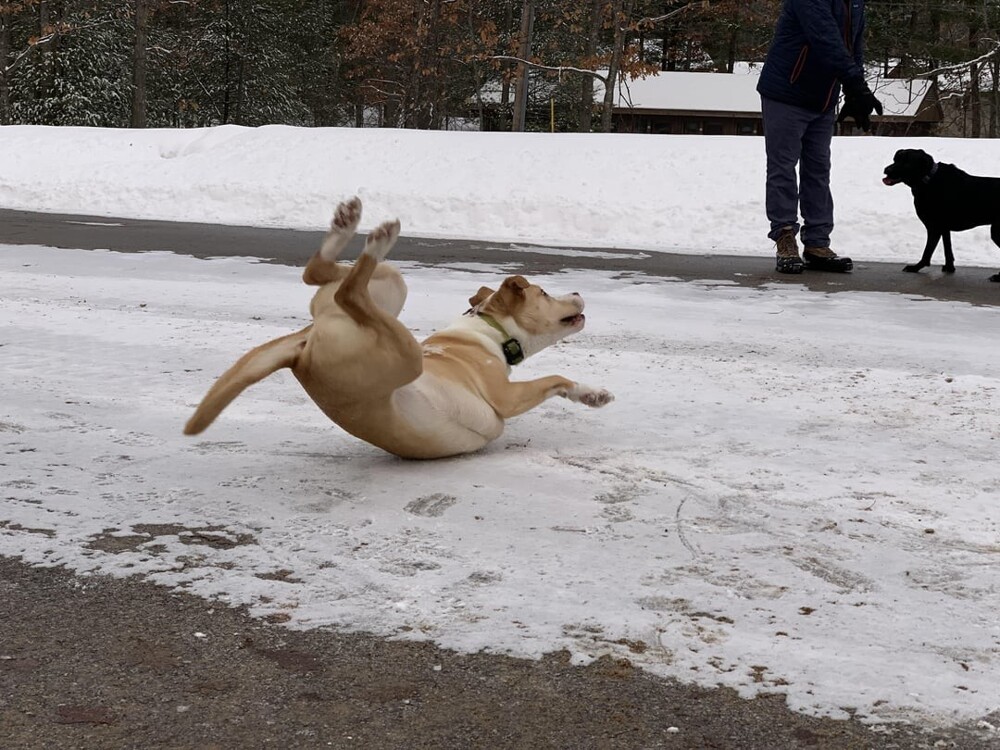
[1,1,998,136]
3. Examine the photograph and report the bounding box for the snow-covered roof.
[598,71,762,114]
[600,70,936,119]
[869,77,936,119]
[474,68,936,120]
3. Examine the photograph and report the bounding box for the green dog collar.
[477,314,524,366]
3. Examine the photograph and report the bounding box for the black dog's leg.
[903,227,941,273]
[941,231,955,273]
[990,224,1000,282]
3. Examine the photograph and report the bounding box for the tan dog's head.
[470,275,585,358]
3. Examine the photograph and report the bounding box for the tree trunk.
[511,0,534,132]
[420,0,442,129]
[498,0,514,129]
[0,13,10,125]
[131,0,149,128]
[969,64,981,137]
[38,0,55,103]
[601,0,634,133]
[990,56,999,138]
[726,27,737,73]
[660,3,670,71]
[222,0,231,124]
[576,0,602,133]
[968,24,981,137]
[235,55,245,125]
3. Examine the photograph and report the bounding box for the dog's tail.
[183,327,311,436]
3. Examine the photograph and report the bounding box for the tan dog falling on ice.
[184,197,614,459]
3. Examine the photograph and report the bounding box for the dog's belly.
[387,375,504,457]
[915,181,1000,231]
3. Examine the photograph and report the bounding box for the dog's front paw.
[569,385,614,408]
[942,264,956,274]
[902,264,924,273]
[989,273,1000,283]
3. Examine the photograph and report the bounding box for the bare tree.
[600,0,634,133]
[511,0,534,131]
[576,0,602,132]
[0,9,10,125]
[990,54,999,137]
[131,0,150,128]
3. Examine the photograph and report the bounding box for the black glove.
[838,79,883,132]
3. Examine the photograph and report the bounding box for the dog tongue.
[882,177,895,186]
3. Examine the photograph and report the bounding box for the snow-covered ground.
[2,124,1000,267]
[1,126,999,732]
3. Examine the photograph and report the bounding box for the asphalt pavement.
[1,207,999,306]
[2,208,999,749]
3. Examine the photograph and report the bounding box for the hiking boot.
[775,228,804,274]
[803,246,853,273]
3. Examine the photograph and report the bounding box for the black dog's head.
[883,149,935,187]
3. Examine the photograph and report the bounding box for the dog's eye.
[541,290,549,297]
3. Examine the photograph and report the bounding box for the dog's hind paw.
[902,264,925,273]
[569,385,614,408]
[364,219,401,261]
[989,272,1000,283]
[332,197,362,232]
[942,264,956,274]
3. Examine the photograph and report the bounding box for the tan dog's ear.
[483,275,530,317]
[468,286,495,307]
[501,275,530,295]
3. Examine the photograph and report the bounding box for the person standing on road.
[757,0,883,274]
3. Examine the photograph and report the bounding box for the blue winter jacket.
[757,0,866,113]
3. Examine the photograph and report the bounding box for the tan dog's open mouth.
[561,313,586,327]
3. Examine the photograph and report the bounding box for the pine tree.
[11,2,132,127]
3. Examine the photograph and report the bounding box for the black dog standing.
[883,148,1000,282]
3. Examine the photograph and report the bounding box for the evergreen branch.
[191,74,225,122]
[4,14,121,77]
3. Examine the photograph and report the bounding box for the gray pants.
[761,96,836,248]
